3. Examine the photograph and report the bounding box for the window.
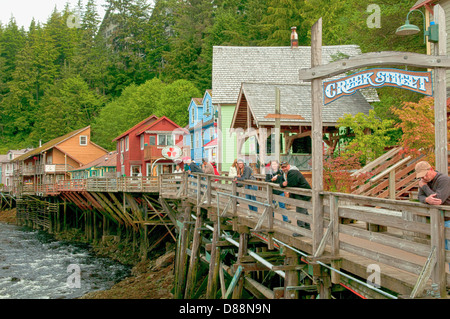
[149,136,156,146]
[125,136,129,151]
[121,139,124,153]
[131,165,141,177]
[80,135,88,146]
[140,135,144,150]
[191,108,195,123]
[158,134,174,146]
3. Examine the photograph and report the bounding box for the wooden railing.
[159,172,450,298]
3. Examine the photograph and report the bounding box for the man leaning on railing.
[415,160,450,267]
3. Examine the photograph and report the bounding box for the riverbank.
[0,208,175,299]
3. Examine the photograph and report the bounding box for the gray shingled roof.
[237,82,373,126]
[212,45,379,105]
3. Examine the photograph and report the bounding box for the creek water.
[0,222,131,299]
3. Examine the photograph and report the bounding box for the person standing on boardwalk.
[234,159,258,212]
[279,161,311,232]
[187,159,203,173]
[202,158,215,175]
[228,159,238,178]
[265,160,288,221]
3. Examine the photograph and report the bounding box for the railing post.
[329,193,341,284]
[232,180,238,231]
[430,207,447,298]
[197,173,201,205]
[389,170,396,199]
[206,175,212,206]
[183,172,188,196]
[266,183,274,250]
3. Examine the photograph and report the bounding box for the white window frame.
[140,135,144,150]
[157,134,174,146]
[80,135,88,146]
[125,136,129,151]
[130,165,141,177]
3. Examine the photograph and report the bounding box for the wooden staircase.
[350,147,427,200]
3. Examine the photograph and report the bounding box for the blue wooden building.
[186,90,218,163]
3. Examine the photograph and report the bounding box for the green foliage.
[91,78,200,150]
[0,0,433,158]
[338,110,396,165]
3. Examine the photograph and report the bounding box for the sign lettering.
[323,68,433,105]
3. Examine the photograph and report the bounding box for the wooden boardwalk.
[159,172,450,299]
[6,171,450,299]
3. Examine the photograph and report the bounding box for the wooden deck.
[8,170,450,299]
[159,172,450,299]
[16,176,160,196]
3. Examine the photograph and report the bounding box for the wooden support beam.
[89,192,124,226]
[184,207,203,298]
[433,4,448,174]
[107,192,135,225]
[298,51,450,81]
[174,206,191,299]
[158,197,179,226]
[81,191,104,211]
[310,17,324,255]
[232,228,249,299]
[283,248,300,299]
[225,265,243,299]
[206,220,220,299]
[124,193,144,223]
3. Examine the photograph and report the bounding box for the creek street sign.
[323,68,433,105]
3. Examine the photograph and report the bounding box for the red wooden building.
[113,115,188,177]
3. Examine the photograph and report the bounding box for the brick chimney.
[290,26,298,48]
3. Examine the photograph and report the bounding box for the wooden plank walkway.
[8,170,450,298]
[159,172,450,299]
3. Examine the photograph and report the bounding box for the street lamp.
[395,9,439,43]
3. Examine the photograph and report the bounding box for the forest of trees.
[0,0,430,152]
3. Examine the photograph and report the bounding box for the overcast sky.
[0,0,108,29]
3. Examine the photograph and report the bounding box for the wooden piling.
[283,248,300,299]
[174,205,192,299]
[232,226,249,299]
[206,219,220,299]
[184,207,203,298]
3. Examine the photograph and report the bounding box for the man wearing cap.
[280,161,311,231]
[415,161,450,206]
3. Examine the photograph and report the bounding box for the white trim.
[79,135,88,146]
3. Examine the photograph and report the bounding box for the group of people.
[180,158,220,176]
[228,158,311,233]
[178,157,449,239]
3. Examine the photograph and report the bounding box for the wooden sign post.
[311,18,324,255]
